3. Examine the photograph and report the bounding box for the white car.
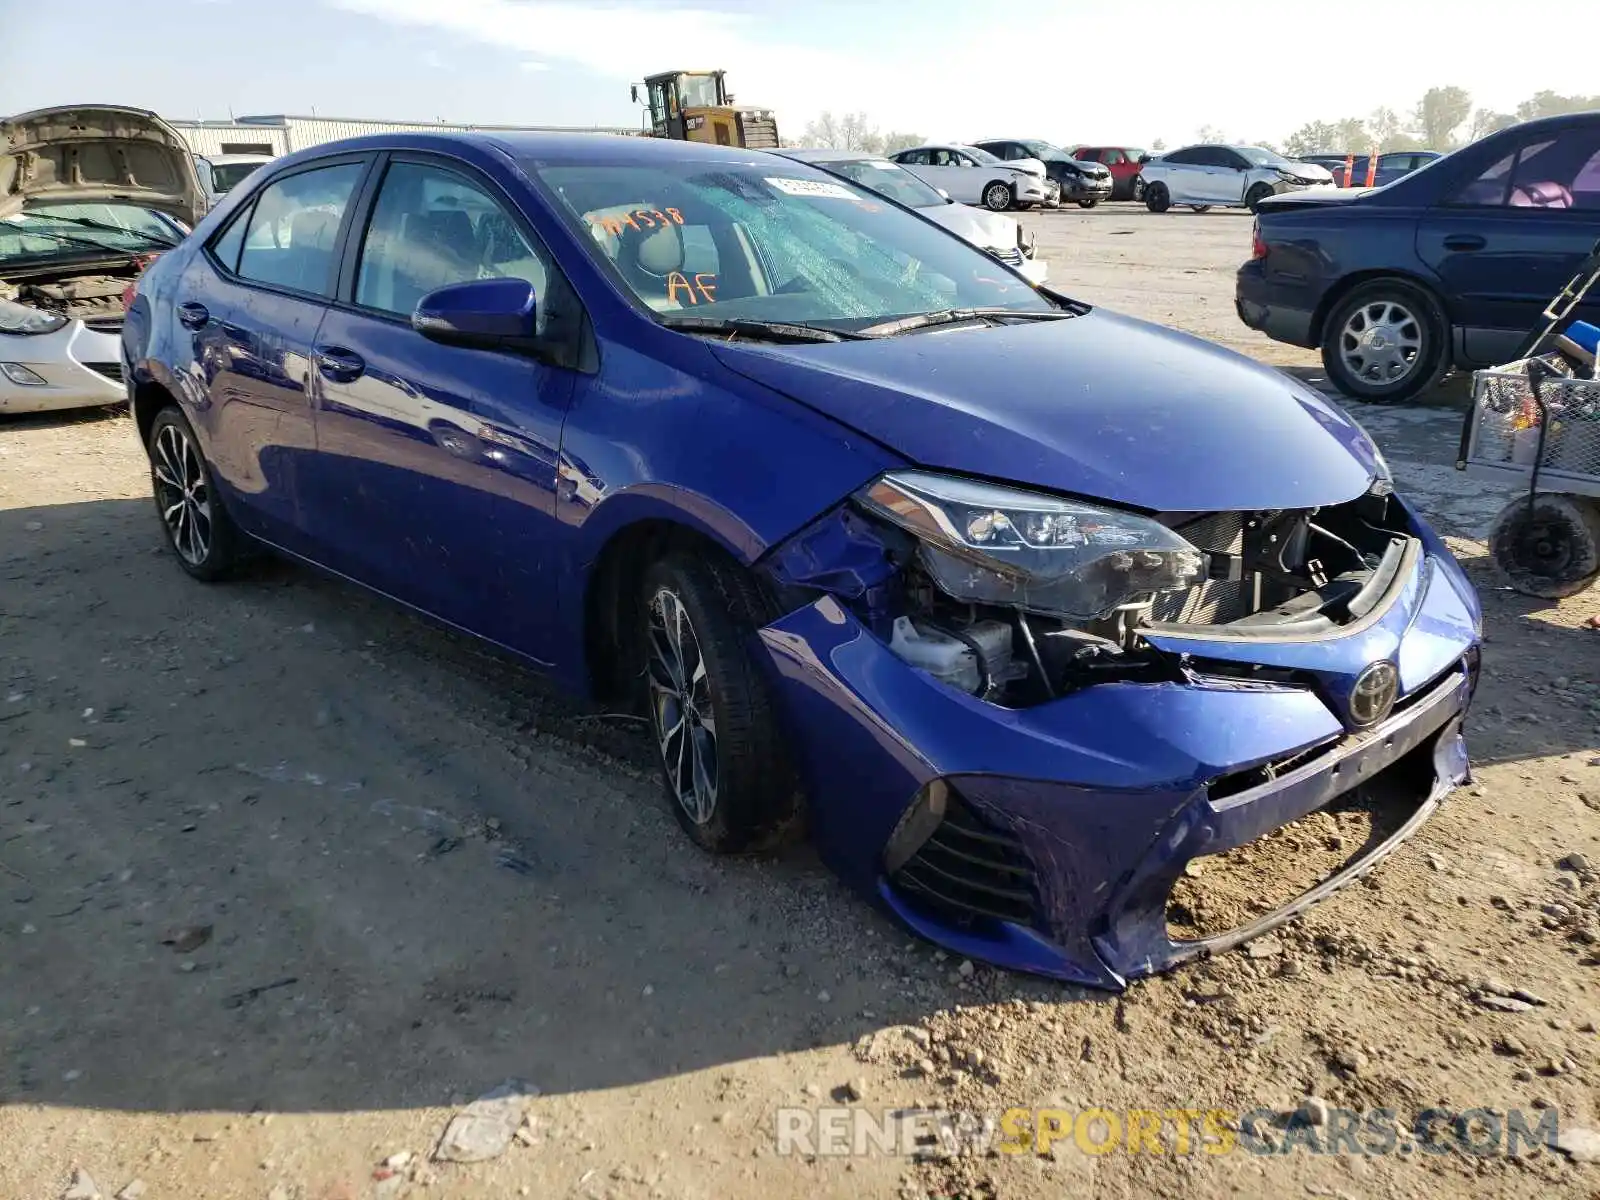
[889,144,1058,212]
[1,104,202,415]
[1137,144,1336,214]
[194,152,275,212]
[773,149,1048,286]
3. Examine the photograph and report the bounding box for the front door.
[305,154,579,665]
[1418,124,1600,364]
[181,156,370,549]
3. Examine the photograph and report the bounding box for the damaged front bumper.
[754,518,1480,988]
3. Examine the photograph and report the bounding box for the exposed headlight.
[855,471,1206,620]
[0,297,68,336]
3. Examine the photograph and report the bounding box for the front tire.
[1144,183,1171,213]
[1246,182,1275,212]
[1189,205,1212,213]
[147,406,244,581]
[1488,495,1600,599]
[1077,199,1099,209]
[1320,280,1448,403]
[640,554,801,854]
[982,181,1014,212]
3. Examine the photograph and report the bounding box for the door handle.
[1443,234,1486,251]
[177,302,210,330]
[314,346,366,383]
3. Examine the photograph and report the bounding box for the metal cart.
[1457,247,1600,598]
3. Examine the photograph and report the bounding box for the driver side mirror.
[630,84,639,104]
[936,188,952,202]
[1137,154,1150,165]
[413,277,538,351]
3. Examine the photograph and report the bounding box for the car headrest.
[623,221,684,276]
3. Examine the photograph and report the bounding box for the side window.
[1449,132,1600,209]
[999,144,1026,161]
[953,153,977,169]
[1102,150,1124,166]
[1163,148,1197,166]
[209,204,249,273]
[234,162,364,296]
[896,150,925,166]
[354,160,553,320]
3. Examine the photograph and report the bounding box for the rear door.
[304,153,582,663]
[1153,147,1203,202]
[180,156,371,549]
[1418,123,1600,364]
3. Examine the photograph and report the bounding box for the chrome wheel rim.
[985,185,1009,210]
[1339,300,1422,385]
[152,423,212,566]
[647,587,718,825]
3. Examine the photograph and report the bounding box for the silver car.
[1137,144,1335,214]
[888,144,1058,211]
[773,148,1047,285]
[1,105,203,415]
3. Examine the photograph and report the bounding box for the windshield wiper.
[658,315,871,344]
[24,214,178,248]
[858,307,1077,338]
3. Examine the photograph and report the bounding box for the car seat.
[389,209,479,312]
[1510,181,1574,208]
[615,220,686,308]
[287,209,341,292]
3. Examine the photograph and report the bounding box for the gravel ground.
[3,204,1600,1200]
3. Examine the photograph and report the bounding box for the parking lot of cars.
[4,102,1600,1200]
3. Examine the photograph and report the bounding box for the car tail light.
[1251,221,1268,260]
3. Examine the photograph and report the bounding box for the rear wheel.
[1077,199,1099,209]
[147,406,244,581]
[1488,495,1600,599]
[1144,183,1171,213]
[1189,205,1212,213]
[1131,177,1146,202]
[1246,182,1275,212]
[639,554,801,854]
[1320,280,1448,403]
[982,181,1014,212]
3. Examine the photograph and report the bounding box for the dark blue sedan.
[122,131,1481,986]
[1241,112,1600,401]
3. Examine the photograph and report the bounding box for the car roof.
[275,130,805,170]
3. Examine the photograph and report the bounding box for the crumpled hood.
[710,308,1383,513]
[1,105,204,225]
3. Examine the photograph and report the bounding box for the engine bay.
[778,485,1420,709]
[0,264,140,331]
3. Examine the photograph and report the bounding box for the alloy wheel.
[1339,300,1422,385]
[984,184,1011,211]
[152,422,212,566]
[647,586,719,825]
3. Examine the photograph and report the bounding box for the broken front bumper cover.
[755,527,1479,988]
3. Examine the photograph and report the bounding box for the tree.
[799,110,883,152]
[1469,108,1517,141]
[1150,137,1166,153]
[1194,124,1229,144]
[880,130,925,155]
[1515,91,1600,121]
[1285,120,1343,157]
[1414,86,1472,148]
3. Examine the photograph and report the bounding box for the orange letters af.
[666,272,718,305]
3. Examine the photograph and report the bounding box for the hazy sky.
[3,0,1596,147]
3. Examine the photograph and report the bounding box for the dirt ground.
[4,205,1600,1200]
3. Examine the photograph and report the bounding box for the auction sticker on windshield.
[764,178,854,199]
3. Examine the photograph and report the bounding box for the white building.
[169,113,638,158]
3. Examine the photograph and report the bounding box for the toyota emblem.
[1348,661,1399,727]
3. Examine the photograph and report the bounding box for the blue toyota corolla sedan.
[122,132,1481,987]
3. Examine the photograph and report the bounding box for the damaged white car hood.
[1,104,204,226]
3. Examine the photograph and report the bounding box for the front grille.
[83,361,123,384]
[889,793,1040,927]
[81,316,124,334]
[987,246,1026,267]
